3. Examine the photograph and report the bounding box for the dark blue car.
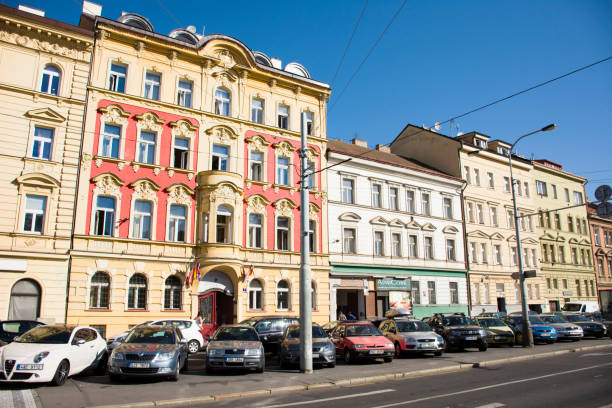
[504,315,557,344]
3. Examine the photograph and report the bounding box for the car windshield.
[565,314,589,322]
[346,324,381,337]
[214,327,259,341]
[16,326,72,344]
[528,316,545,325]
[478,318,505,328]
[561,304,582,312]
[1,322,41,336]
[396,321,431,332]
[541,315,568,324]
[125,328,176,344]
[443,316,476,326]
[287,326,327,339]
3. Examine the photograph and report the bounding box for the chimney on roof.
[82,0,102,17]
[270,58,282,69]
[376,144,391,153]
[18,4,45,16]
[351,138,367,148]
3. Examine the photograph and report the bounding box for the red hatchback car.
[330,321,394,363]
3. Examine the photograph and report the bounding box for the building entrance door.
[198,291,234,339]
[548,300,560,312]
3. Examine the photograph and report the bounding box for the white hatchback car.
[0,325,107,386]
[108,319,204,354]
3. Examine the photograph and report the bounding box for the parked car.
[279,324,335,368]
[107,319,203,354]
[561,301,600,314]
[321,320,341,335]
[504,314,557,344]
[379,318,444,357]
[428,313,488,351]
[330,321,394,363]
[474,317,515,346]
[108,325,188,381]
[477,312,507,319]
[205,325,264,373]
[562,314,608,338]
[0,325,107,386]
[0,320,45,346]
[106,321,152,351]
[540,315,583,341]
[240,316,299,353]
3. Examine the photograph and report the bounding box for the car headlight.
[34,352,49,363]
[354,344,365,349]
[207,348,221,356]
[245,348,261,356]
[154,352,174,361]
[403,336,417,344]
[385,343,394,348]
[479,330,487,337]
[112,352,124,360]
[323,343,335,353]
[436,336,445,344]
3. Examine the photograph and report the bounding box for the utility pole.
[299,112,313,373]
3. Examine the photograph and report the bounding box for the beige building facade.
[0,5,93,323]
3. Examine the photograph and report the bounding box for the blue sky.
[15,0,612,200]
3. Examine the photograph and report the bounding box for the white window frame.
[424,236,434,259]
[248,213,263,249]
[144,71,161,100]
[172,137,190,170]
[131,199,153,240]
[177,79,193,108]
[136,130,157,164]
[40,64,60,95]
[167,204,187,242]
[214,88,231,116]
[22,195,47,234]
[389,187,399,210]
[31,126,54,160]
[276,216,291,251]
[248,279,263,310]
[341,177,355,204]
[251,98,264,124]
[108,62,127,93]
[374,230,384,256]
[276,280,290,311]
[421,192,430,216]
[343,227,356,254]
[211,144,229,171]
[372,183,382,208]
[277,105,289,129]
[391,232,401,257]
[446,239,456,261]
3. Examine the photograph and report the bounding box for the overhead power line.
[156,0,182,28]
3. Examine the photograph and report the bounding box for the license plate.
[419,344,434,349]
[465,336,477,341]
[128,362,150,368]
[226,357,244,363]
[541,333,550,336]
[312,353,319,358]
[369,349,384,354]
[16,364,43,370]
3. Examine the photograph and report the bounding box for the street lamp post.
[508,123,556,348]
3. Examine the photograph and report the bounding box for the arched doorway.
[198,270,234,338]
[8,279,41,320]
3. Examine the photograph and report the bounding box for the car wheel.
[327,361,336,368]
[94,353,108,375]
[595,333,604,338]
[256,364,264,373]
[170,365,179,381]
[478,344,488,352]
[344,350,353,364]
[383,356,393,363]
[51,359,70,386]
[434,351,443,357]
[394,342,403,358]
[188,340,200,354]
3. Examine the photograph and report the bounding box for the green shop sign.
[376,278,411,291]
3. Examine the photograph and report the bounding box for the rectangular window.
[594,228,601,246]
[449,282,459,304]
[31,126,54,160]
[132,200,152,239]
[374,231,384,256]
[536,180,547,196]
[372,184,381,208]
[516,179,522,196]
[573,191,584,205]
[427,281,437,304]
[304,161,315,189]
[249,151,263,181]
[507,210,514,228]
[490,206,498,226]
[551,184,558,199]
[144,72,160,100]
[23,195,46,233]
[554,214,561,230]
[470,242,478,263]
[251,98,264,124]
[137,131,156,164]
[276,157,289,186]
[424,237,433,259]
[343,228,356,254]
[511,246,518,266]
[487,172,494,189]
[309,220,316,253]
[408,235,417,258]
[177,80,192,107]
[494,244,502,265]
[572,247,578,265]
[421,193,430,216]
[406,190,415,213]
[524,182,530,197]
[248,213,262,249]
[480,243,487,264]
[476,204,484,224]
[304,111,313,135]
[568,216,574,233]
[411,281,420,305]
[466,202,474,223]
[389,187,398,210]
[391,233,401,257]
[211,144,229,171]
[342,178,354,204]
[94,196,115,236]
[108,63,126,93]
[559,246,566,263]
[214,89,230,116]
[443,197,453,219]
[464,166,471,184]
[564,188,570,202]
[173,137,189,169]
[277,105,289,129]
[101,124,121,158]
[167,204,186,242]
[446,239,456,261]
[504,177,511,193]
[473,168,480,186]
[575,280,581,297]
[276,217,290,251]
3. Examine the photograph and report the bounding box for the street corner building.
[0,4,93,324]
[63,4,332,337]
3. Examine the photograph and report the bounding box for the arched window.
[127,274,147,309]
[41,65,60,95]
[164,276,182,310]
[89,272,110,309]
[276,280,290,311]
[216,205,232,244]
[8,279,41,320]
[214,88,230,116]
[248,279,263,310]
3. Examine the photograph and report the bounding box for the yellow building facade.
[0,5,92,323]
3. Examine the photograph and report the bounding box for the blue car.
[504,315,557,344]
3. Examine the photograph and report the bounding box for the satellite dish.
[186,25,197,33]
[595,185,612,202]
[434,122,441,131]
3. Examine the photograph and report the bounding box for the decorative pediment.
[338,212,361,222]
[405,219,421,229]
[25,107,66,123]
[15,172,60,189]
[272,141,296,158]
[556,235,566,242]
[595,248,609,256]
[245,194,269,214]
[540,233,557,241]
[370,216,389,225]
[521,237,539,245]
[91,173,124,196]
[211,182,243,199]
[507,235,517,242]
[442,225,459,234]
[309,202,321,220]
[305,147,320,162]
[568,238,579,244]
[273,198,297,217]
[467,230,490,239]
[579,238,591,246]
[130,178,160,201]
[166,183,194,206]
[206,125,238,144]
[98,104,130,125]
[169,119,197,139]
[135,111,164,132]
[388,218,405,228]
[490,232,504,241]
[245,134,271,153]
[421,222,437,232]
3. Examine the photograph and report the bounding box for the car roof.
[245,316,298,320]
[340,321,374,325]
[218,324,255,329]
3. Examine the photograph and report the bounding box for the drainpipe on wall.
[457,144,473,316]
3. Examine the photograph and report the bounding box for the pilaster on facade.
[587,203,612,316]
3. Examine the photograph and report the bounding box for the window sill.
[162,309,185,312]
[272,184,297,192]
[86,308,111,312]
[125,309,148,312]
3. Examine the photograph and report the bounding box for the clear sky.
[13,0,612,200]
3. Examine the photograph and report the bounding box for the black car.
[562,314,608,338]
[0,320,44,346]
[240,316,299,353]
[428,313,488,351]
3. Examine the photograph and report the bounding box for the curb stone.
[154,396,214,407]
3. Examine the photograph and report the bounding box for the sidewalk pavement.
[29,338,612,408]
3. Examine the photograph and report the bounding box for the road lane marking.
[259,389,396,408]
[371,362,612,408]
[580,352,612,357]
[474,404,506,408]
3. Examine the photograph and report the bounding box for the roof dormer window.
[497,146,510,156]
[474,138,487,149]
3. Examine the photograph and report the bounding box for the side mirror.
[73,338,86,346]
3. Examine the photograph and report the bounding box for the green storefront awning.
[331,263,467,278]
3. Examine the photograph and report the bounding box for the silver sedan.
[205,325,264,373]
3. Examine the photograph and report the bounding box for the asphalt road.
[206,349,612,408]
